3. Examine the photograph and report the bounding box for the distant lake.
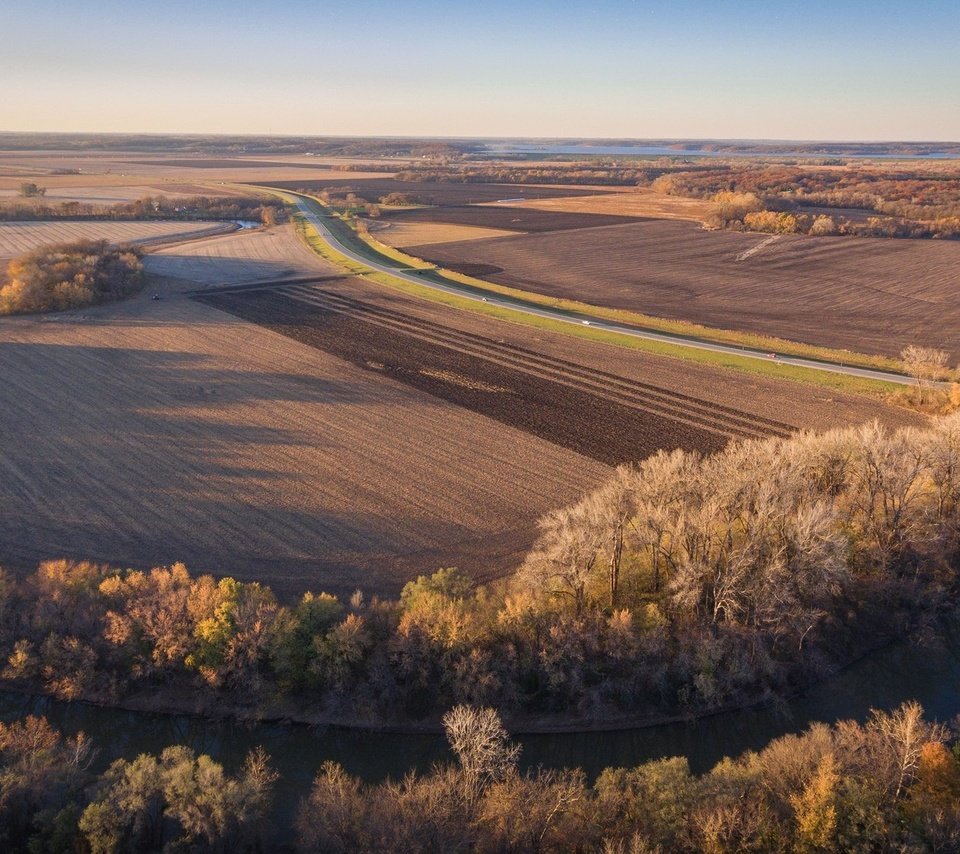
[485,143,957,160]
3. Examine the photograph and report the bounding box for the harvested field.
[502,188,714,222]
[259,178,612,206]
[408,219,960,358]
[0,220,231,260]
[123,158,338,169]
[372,220,518,248]
[0,287,607,599]
[310,273,917,436]
[379,204,645,236]
[144,225,341,285]
[0,182,247,205]
[197,282,791,465]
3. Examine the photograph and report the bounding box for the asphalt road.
[293,196,923,388]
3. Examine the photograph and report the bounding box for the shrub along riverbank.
[2,702,960,851]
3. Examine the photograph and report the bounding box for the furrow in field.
[282,284,790,440]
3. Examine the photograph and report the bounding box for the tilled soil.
[380,204,646,233]
[197,283,793,466]
[409,219,960,358]
[0,288,608,598]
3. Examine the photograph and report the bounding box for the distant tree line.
[0,195,287,226]
[326,160,960,239]
[653,165,960,239]
[1,415,959,728]
[0,240,143,315]
[4,701,960,851]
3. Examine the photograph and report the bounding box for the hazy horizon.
[4,0,959,139]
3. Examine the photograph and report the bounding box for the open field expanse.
[0,220,232,260]
[498,187,714,222]
[0,151,389,197]
[197,282,790,465]
[372,220,518,247]
[408,219,960,358]
[144,225,341,284]
[0,282,608,599]
[260,178,613,206]
[0,219,920,599]
[379,204,645,234]
[251,269,919,434]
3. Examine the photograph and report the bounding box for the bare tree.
[442,705,520,803]
[901,345,950,404]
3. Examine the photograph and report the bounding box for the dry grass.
[371,220,518,247]
[0,280,607,599]
[496,188,713,222]
[144,224,341,284]
[0,221,230,261]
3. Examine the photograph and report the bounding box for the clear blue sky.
[3,0,958,139]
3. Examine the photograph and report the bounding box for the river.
[3,638,959,836]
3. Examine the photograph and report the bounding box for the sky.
[3,0,959,140]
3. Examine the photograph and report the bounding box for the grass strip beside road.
[274,190,901,397]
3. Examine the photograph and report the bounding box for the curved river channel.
[3,639,960,835]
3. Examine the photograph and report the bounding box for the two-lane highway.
[292,195,923,388]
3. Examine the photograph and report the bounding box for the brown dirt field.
[502,188,714,222]
[0,183,247,205]
[408,220,960,358]
[263,273,920,436]
[380,204,646,235]
[260,179,614,206]
[0,220,231,260]
[372,220,518,248]
[0,282,609,599]
[197,283,790,466]
[144,225,341,285]
[0,151,388,192]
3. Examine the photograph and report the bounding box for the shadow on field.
[143,254,311,285]
[0,340,542,600]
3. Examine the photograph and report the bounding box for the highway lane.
[292,195,924,388]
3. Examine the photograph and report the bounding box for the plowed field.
[0,220,231,260]
[408,219,960,358]
[380,204,645,234]
[0,286,607,598]
[198,282,792,465]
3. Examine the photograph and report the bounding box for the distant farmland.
[258,178,612,206]
[379,204,645,232]
[0,220,231,260]
[407,219,960,358]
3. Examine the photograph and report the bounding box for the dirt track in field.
[0,283,608,599]
[409,219,960,358]
[198,283,792,465]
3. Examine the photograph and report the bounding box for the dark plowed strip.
[196,289,734,465]
[282,284,791,440]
